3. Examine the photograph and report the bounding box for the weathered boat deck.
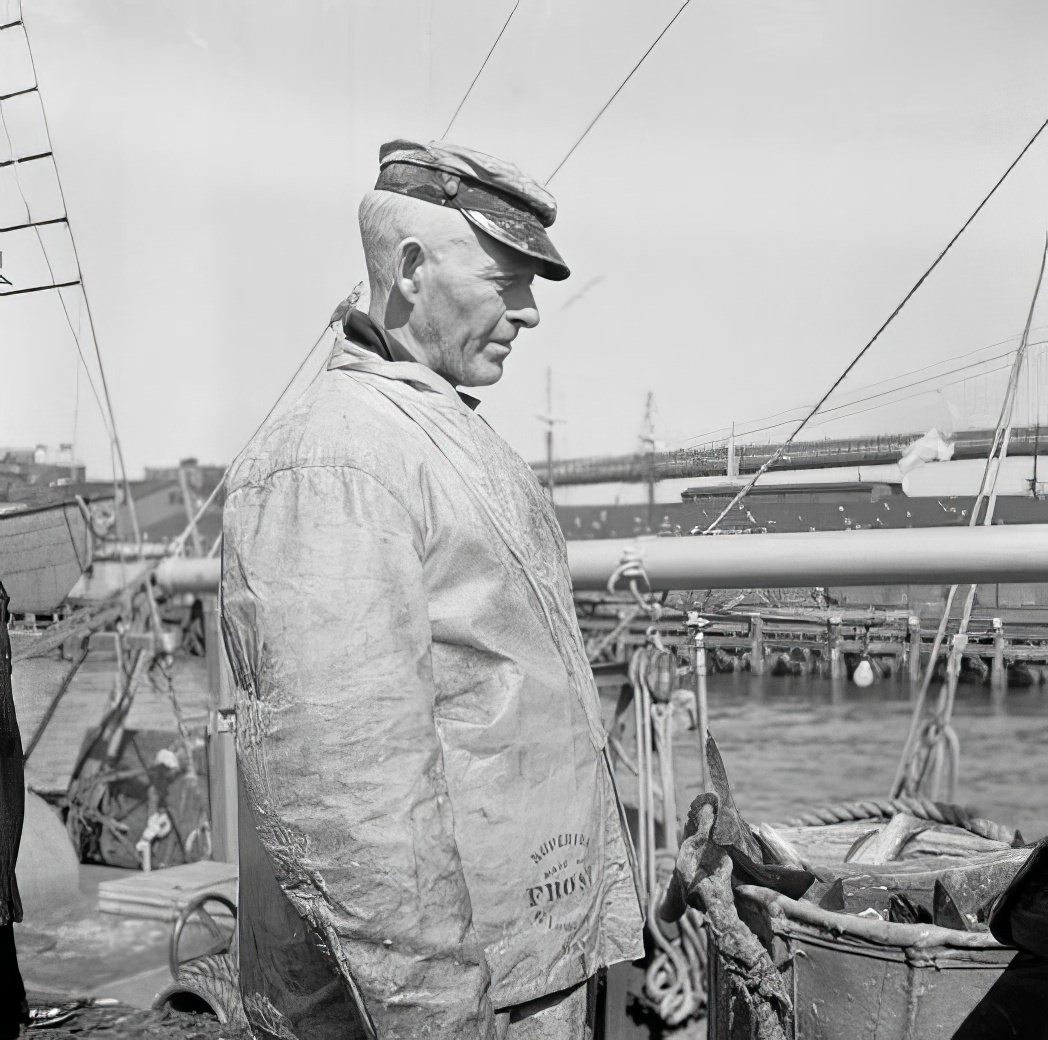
[13,638,1046,1037]
[13,638,210,796]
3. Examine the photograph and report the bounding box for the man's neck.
[369,309,453,385]
[347,309,480,410]
[345,309,417,365]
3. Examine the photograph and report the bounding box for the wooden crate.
[98,860,237,921]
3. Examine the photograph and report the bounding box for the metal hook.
[646,624,669,654]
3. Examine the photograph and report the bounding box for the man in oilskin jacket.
[221,140,644,1040]
[0,582,29,1040]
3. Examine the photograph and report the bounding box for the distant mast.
[536,367,564,501]
[641,391,656,527]
[546,369,555,500]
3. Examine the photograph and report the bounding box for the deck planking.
[13,650,210,795]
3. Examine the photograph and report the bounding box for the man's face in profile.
[413,227,543,388]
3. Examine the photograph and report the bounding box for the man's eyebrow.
[485,266,533,282]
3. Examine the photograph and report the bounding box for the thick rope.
[627,638,707,1026]
[21,642,89,762]
[779,796,1019,846]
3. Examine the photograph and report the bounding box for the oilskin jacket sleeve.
[223,464,496,1039]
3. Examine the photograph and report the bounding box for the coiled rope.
[779,796,1019,846]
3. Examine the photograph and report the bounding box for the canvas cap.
[376,139,570,281]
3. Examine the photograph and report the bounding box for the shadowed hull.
[0,501,91,614]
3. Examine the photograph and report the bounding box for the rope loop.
[779,796,1019,845]
[646,624,669,655]
[607,549,662,620]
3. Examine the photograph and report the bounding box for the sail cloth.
[898,428,954,476]
[221,333,644,1040]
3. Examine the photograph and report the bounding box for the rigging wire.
[838,326,1047,393]
[53,287,116,439]
[440,0,520,140]
[168,321,335,557]
[768,339,1043,434]
[71,352,79,474]
[545,0,691,186]
[664,339,1044,450]
[798,362,1016,428]
[667,354,1020,457]
[700,112,1048,534]
[0,97,112,440]
[740,355,1017,438]
[666,329,1047,449]
[20,13,143,545]
[891,234,1048,801]
[782,353,1020,425]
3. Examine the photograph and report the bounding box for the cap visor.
[457,206,570,281]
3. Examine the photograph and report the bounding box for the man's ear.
[393,238,425,304]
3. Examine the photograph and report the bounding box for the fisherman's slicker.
[221,331,644,1040]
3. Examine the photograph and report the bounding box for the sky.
[3,0,1048,480]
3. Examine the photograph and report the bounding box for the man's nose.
[506,286,540,330]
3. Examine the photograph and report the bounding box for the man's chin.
[460,357,507,388]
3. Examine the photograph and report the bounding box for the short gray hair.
[357,190,472,315]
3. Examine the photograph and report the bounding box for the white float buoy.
[853,659,875,687]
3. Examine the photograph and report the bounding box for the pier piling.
[750,614,765,675]
[576,596,1048,689]
[907,616,921,683]
[991,617,1006,689]
[827,616,844,679]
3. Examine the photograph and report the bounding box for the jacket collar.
[331,309,480,411]
[342,308,418,364]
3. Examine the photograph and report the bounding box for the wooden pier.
[576,596,1048,687]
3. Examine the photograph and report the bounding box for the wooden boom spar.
[156,523,1048,595]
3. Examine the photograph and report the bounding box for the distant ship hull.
[0,500,91,614]
[557,491,1048,540]
[557,491,1048,612]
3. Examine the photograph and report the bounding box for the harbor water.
[20,652,1047,842]
[693,672,1048,843]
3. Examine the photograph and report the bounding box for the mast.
[546,368,555,500]
[641,391,656,527]
[535,366,564,500]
